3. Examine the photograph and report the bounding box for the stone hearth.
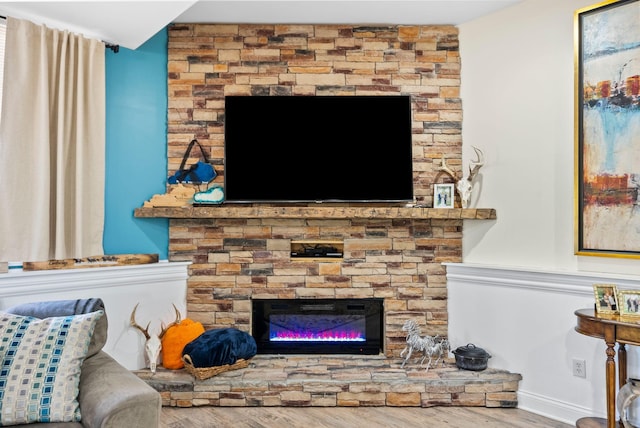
[136,355,521,408]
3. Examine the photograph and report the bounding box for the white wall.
[458,0,640,424]
[460,0,639,277]
[0,262,190,370]
[447,264,640,424]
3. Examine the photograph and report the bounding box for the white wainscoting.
[0,261,190,370]
[446,263,640,425]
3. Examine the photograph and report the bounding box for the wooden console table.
[574,308,640,428]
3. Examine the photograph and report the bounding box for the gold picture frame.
[593,284,619,314]
[617,289,640,318]
[574,0,640,259]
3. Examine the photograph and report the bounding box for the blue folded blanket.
[182,328,257,367]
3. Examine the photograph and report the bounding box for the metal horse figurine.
[422,338,451,370]
[400,320,451,371]
[400,320,436,368]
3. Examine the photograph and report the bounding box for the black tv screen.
[224,95,414,203]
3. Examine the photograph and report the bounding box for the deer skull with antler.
[130,303,181,373]
[439,146,485,208]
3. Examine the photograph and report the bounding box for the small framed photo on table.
[434,183,454,209]
[617,290,640,318]
[593,284,619,314]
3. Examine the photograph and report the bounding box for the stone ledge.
[134,206,497,220]
[135,355,521,408]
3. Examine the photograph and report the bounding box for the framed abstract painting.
[575,0,640,258]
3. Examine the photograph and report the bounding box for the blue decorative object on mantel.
[193,185,224,205]
[168,139,217,185]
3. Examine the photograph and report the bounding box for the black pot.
[452,343,491,371]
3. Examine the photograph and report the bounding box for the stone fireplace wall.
[171,217,460,357]
[166,23,464,357]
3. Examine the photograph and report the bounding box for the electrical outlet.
[573,358,587,378]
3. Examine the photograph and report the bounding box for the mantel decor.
[434,184,455,209]
[574,0,640,259]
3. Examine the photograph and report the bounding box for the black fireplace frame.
[252,298,383,355]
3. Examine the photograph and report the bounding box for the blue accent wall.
[103,28,169,260]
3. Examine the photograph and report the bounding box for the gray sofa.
[4,298,162,428]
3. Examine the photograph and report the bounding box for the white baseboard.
[518,389,602,425]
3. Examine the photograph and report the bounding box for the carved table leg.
[606,340,617,428]
[619,343,627,389]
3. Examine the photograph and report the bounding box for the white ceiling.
[0,2,197,49]
[0,0,523,50]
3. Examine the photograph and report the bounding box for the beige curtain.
[0,17,105,263]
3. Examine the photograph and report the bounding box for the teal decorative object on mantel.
[193,186,224,205]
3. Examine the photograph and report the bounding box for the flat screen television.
[223,95,414,203]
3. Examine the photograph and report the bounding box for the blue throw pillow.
[182,328,256,368]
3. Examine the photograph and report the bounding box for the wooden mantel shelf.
[134,206,496,220]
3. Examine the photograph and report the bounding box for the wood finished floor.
[161,406,573,428]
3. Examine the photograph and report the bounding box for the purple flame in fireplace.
[269,314,366,342]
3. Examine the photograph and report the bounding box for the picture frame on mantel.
[574,0,640,259]
[434,183,454,209]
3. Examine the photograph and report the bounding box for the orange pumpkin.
[161,319,205,369]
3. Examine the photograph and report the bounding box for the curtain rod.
[0,15,118,53]
[105,43,119,53]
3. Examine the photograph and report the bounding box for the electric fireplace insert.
[252,298,383,355]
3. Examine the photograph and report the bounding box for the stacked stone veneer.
[166,24,465,358]
[139,356,521,408]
